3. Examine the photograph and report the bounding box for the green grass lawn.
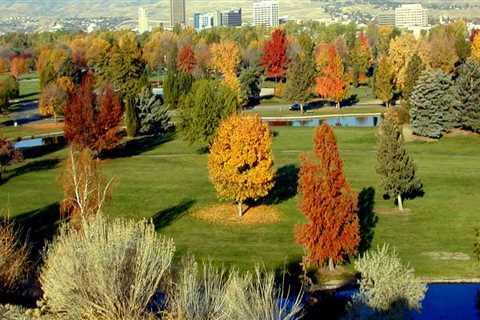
[1,127,480,279]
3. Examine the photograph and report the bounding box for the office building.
[138,7,150,34]
[253,0,279,27]
[217,8,242,27]
[395,4,428,28]
[194,12,216,31]
[377,13,395,26]
[170,0,186,27]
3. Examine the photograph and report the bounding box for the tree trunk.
[397,194,404,211]
[237,202,243,217]
[328,257,334,271]
[300,103,304,114]
[336,101,340,109]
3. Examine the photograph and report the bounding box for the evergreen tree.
[177,80,239,147]
[136,89,171,136]
[239,66,263,102]
[374,56,394,107]
[410,70,457,138]
[284,53,316,113]
[163,70,193,109]
[402,54,425,104]
[376,117,422,211]
[454,60,480,133]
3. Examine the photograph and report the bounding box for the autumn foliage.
[10,56,28,79]
[210,40,242,97]
[63,74,123,154]
[316,45,350,108]
[296,124,360,269]
[262,29,289,79]
[177,44,196,74]
[208,115,275,217]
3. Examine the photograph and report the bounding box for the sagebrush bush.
[225,268,304,320]
[345,244,426,318]
[166,256,228,320]
[0,219,29,291]
[0,304,30,320]
[40,215,175,320]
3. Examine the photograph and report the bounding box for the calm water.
[14,136,65,149]
[266,116,382,128]
[337,283,480,319]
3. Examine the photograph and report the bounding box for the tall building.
[170,0,186,27]
[253,0,279,27]
[395,4,428,28]
[194,12,216,31]
[377,13,395,26]
[217,8,242,27]
[138,7,150,34]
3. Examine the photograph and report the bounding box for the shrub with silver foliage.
[346,244,426,318]
[225,268,304,320]
[40,215,175,320]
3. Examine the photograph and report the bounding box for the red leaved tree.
[177,44,197,74]
[296,124,360,270]
[64,74,123,154]
[262,29,289,81]
[316,45,350,109]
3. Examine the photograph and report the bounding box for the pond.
[336,283,480,319]
[265,116,382,128]
[14,136,65,151]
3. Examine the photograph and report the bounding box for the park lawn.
[250,106,385,118]
[0,123,63,140]
[1,127,480,279]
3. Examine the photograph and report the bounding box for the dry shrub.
[0,219,29,292]
[40,215,175,320]
[192,204,280,226]
[225,268,304,320]
[166,256,228,320]
[0,304,30,320]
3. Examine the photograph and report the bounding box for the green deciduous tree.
[0,75,19,112]
[163,70,193,109]
[239,66,263,102]
[402,54,425,104]
[178,79,239,147]
[284,53,316,114]
[454,60,480,133]
[376,117,422,211]
[410,70,458,138]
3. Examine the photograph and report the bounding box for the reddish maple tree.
[316,45,349,109]
[64,74,123,154]
[177,44,197,74]
[296,124,360,269]
[262,29,289,80]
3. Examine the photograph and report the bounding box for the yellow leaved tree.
[471,33,480,61]
[208,115,275,217]
[210,41,242,99]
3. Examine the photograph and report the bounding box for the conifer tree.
[410,70,457,138]
[208,115,275,217]
[296,124,360,270]
[284,53,316,114]
[177,80,239,147]
[376,117,422,211]
[374,56,394,107]
[454,60,480,133]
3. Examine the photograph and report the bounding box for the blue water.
[14,138,44,149]
[338,283,480,319]
[267,116,382,128]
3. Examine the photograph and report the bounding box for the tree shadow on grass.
[101,132,176,159]
[0,158,61,185]
[261,164,299,205]
[358,187,378,254]
[152,199,195,230]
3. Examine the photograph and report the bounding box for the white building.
[138,7,150,34]
[193,12,217,31]
[253,0,279,27]
[395,4,428,29]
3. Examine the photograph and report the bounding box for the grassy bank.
[1,127,479,279]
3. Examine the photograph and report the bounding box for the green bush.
[40,215,175,320]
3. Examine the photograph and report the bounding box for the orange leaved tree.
[316,45,349,109]
[64,74,123,154]
[177,44,196,74]
[296,124,360,270]
[208,115,275,217]
[10,56,27,79]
